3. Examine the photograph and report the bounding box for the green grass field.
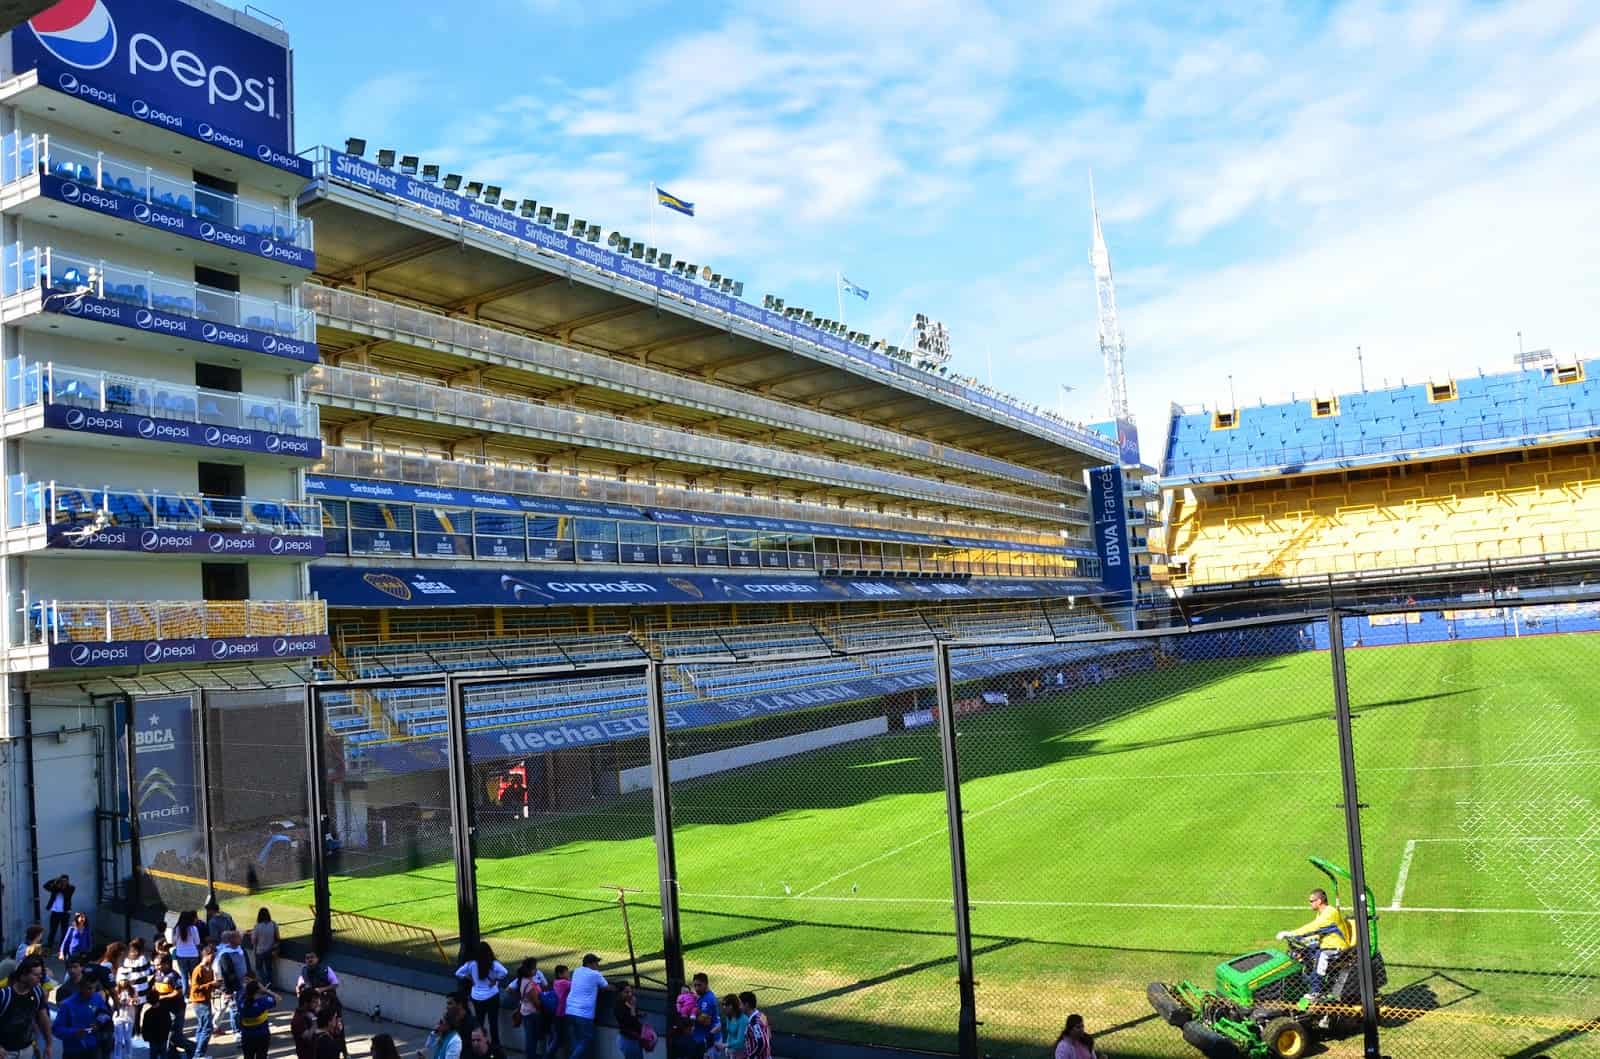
[253,634,1600,1058]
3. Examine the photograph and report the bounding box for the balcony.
[3,359,320,461]
[5,477,323,559]
[0,133,314,276]
[2,245,316,366]
[14,598,329,671]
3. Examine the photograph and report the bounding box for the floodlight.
[763,295,775,309]
[463,181,482,200]
[607,231,624,247]
[586,224,601,241]
[571,218,585,236]
[772,297,784,311]
[519,199,537,217]
[554,212,569,231]
[503,198,518,211]
[657,252,673,269]
[681,262,695,278]
[673,262,686,275]
[539,207,555,225]
[631,243,644,259]
[720,277,733,293]
[802,311,815,324]
[700,265,713,281]
[443,173,462,190]
[344,138,367,157]
[644,247,657,264]
[730,281,744,298]
[399,155,419,175]
[709,272,721,287]
[483,185,501,205]
[421,164,439,182]
[376,148,396,168]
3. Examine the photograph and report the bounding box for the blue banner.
[50,289,317,363]
[304,474,1093,558]
[38,175,315,270]
[1116,418,1141,466]
[1089,466,1132,604]
[312,566,1097,608]
[46,524,324,558]
[44,403,321,458]
[318,149,1119,461]
[119,694,199,838]
[7,0,305,173]
[51,633,329,669]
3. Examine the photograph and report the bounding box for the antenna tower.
[1089,172,1131,421]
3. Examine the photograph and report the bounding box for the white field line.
[674,890,1600,917]
[792,778,1060,898]
[1390,839,1417,911]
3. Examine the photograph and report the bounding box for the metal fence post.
[303,685,331,954]
[934,642,980,1059]
[645,659,685,997]
[1328,613,1385,1058]
[195,691,217,900]
[445,675,481,961]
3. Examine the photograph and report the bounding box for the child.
[237,979,277,1059]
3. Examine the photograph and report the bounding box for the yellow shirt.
[1287,905,1352,950]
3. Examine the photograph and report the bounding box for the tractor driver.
[1275,888,1352,998]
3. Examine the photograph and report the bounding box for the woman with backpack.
[510,958,547,1059]
[453,943,508,1050]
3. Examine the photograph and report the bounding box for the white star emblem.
[149,714,161,726]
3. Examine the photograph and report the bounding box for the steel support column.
[934,642,980,1059]
[304,685,332,954]
[644,660,685,996]
[445,675,481,961]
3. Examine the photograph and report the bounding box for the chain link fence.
[108,599,1600,1056]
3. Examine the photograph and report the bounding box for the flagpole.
[836,271,845,326]
[649,182,658,252]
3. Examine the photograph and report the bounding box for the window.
[196,363,242,392]
[1554,363,1586,385]
[201,562,249,601]
[1312,396,1339,418]
[1212,409,1238,430]
[1427,380,1457,403]
[198,462,244,497]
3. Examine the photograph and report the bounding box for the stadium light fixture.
[571,218,586,235]
[502,197,518,211]
[483,185,502,205]
[644,247,657,264]
[519,199,537,217]
[421,164,440,183]
[607,231,624,248]
[585,224,601,242]
[539,206,555,225]
[657,252,673,269]
[554,212,569,231]
[443,173,462,190]
[463,181,482,200]
[344,138,367,157]
[700,265,714,281]
[631,243,645,260]
[681,262,695,278]
[399,155,419,175]
[720,277,733,293]
[709,272,722,287]
[376,148,396,168]
[731,281,744,297]
[762,295,775,309]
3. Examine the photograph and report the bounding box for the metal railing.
[311,364,1075,522]
[2,132,311,247]
[18,598,327,646]
[5,476,321,535]
[5,359,318,436]
[2,244,313,339]
[308,285,1083,495]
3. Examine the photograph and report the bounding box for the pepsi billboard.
[38,175,316,270]
[43,403,320,459]
[7,0,306,176]
[46,523,325,558]
[53,632,329,669]
[46,288,318,364]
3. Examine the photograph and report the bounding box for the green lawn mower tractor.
[1147,857,1388,1059]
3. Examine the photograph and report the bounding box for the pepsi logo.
[257,145,273,161]
[269,536,285,554]
[207,534,225,552]
[29,0,118,72]
[59,182,81,202]
[136,418,156,438]
[134,309,154,328]
[203,427,222,445]
[271,638,288,656]
[261,336,277,353]
[259,239,275,255]
[131,99,149,117]
[264,434,281,452]
[201,323,219,341]
[64,408,86,428]
[143,641,164,663]
[140,530,159,550]
[211,639,231,659]
[198,222,217,240]
[69,644,91,666]
[57,72,79,92]
[65,298,84,315]
[197,122,214,140]
[132,203,151,221]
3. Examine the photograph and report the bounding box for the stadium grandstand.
[1155,359,1600,613]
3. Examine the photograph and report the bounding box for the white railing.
[6,476,320,536]
[18,598,327,647]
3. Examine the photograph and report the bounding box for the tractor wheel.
[1181,1020,1244,1058]
[1147,982,1193,1027]
[1263,1016,1310,1059]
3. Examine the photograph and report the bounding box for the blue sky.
[273,0,1600,460]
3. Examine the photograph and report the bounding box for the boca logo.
[29,0,118,71]
[362,572,412,601]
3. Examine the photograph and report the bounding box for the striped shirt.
[116,956,152,1004]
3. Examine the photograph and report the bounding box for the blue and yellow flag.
[656,186,695,217]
